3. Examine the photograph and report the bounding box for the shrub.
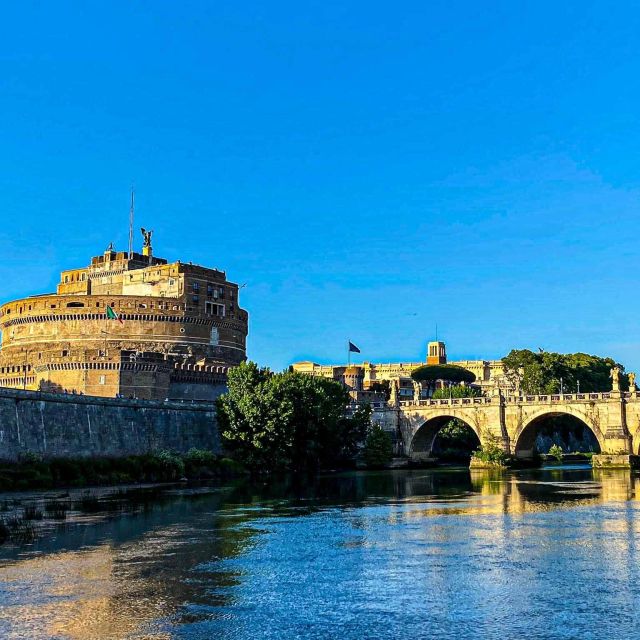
[548,444,563,461]
[364,425,393,468]
[183,448,218,479]
[472,434,508,466]
[154,450,185,480]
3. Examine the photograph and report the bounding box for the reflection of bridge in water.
[372,390,640,463]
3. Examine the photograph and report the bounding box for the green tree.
[363,424,393,468]
[471,433,508,466]
[411,365,476,393]
[502,349,626,394]
[548,444,563,461]
[217,362,370,472]
[431,385,482,399]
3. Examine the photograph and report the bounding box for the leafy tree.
[431,385,482,399]
[411,365,476,392]
[471,433,508,466]
[502,349,626,394]
[548,444,563,461]
[363,425,393,468]
[217,362,370,472]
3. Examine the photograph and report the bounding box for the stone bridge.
[372,390,640,462]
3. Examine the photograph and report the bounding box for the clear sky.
[1,1,639,371]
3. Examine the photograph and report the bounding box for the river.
[1,465,639,639]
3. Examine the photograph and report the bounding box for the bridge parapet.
[399,397,493,408]
[504,392,612,403]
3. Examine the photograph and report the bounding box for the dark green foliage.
[217,361,371,472]
[0,449,242,492]
[433,419,480,461]
[363,425,393,468]
[548,444,563,461]
[411,365,476,389]
[502,349,625,394]
[472,434,509,466]
[431,385,482,399]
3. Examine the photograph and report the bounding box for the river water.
[1,466,639,639]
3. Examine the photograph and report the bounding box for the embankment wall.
[0,387,219,461]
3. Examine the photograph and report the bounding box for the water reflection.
[1,467,640,639]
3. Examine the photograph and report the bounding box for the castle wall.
[0,387,219,462]
[0,248,249,402]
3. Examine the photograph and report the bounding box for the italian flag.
[106,305,124,324]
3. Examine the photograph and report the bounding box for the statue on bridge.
[629,372,636,392]
[413,381,422,404]
[610,366,622,392]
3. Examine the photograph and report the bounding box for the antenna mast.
[128,188,135,259]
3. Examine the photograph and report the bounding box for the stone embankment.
[0,387,219,462]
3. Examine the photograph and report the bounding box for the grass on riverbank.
[0,449,246,491]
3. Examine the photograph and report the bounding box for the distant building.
[292,341,511,405]
[0,234,248,401]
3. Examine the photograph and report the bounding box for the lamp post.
[577,380,580,394]
[560,377,564,395]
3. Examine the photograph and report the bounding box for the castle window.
[65,276,69,283]
[192,295,200,303]
[169,279,175,286]
[99,375,106,385]
[205,302,225,317]
[192,282,199,292]
[62,350,69,357]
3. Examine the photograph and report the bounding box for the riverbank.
[0,450,246,491]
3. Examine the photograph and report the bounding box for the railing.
[394,391,618,409]
[399,397,492,407]
[506,392,611,403]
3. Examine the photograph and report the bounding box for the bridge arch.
[513,408,604,458]
[410,414,481,461]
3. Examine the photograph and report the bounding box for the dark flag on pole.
[348,341,361,353]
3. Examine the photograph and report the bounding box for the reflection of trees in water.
[2,469,640,638]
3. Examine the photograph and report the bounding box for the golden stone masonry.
[0,233,248,401]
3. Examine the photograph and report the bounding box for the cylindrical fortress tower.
[0,244,248,400]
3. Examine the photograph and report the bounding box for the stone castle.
[292,341,510,404]
[0,231,248,401]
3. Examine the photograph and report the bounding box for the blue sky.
[1,1,639,371]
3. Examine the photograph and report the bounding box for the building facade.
[0,236,248,401]
[292,341,511,405]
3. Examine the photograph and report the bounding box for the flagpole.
[348,339,351,367]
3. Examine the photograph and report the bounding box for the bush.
[183,448,218,479]
[154,450,186,480]
[472,434,508,466]
[363,425,393,468]
[548,444,563,461]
